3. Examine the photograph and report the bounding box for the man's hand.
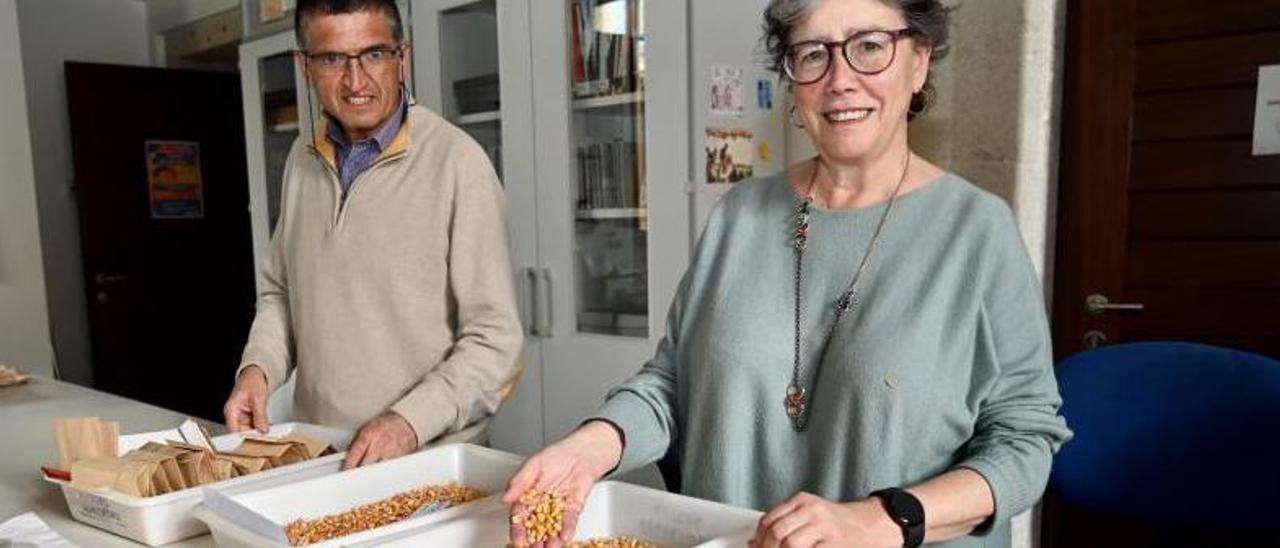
[342,411,419,470]
[223,365,270,433]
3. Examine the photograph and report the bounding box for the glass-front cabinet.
[568,0,649,337]
[531,0,688,447]
[240,30,310,291]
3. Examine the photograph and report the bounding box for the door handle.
[1085,293,1144,316]
[523,267,540,337]
[95,273,129,285]
[538,267,554,337]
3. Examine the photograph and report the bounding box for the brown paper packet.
[114,460,159,497]
[233,438,308,467]
[217,452,272,475]
[209,456,238,481]
[98,421,119,461]
[70,458,160,497]
[55,418,116,470]
[138,442,188,458]
[124,449,188,491]
[70,457,127,491]
[161,442,216,487]
[0,365,30,386]
[283,433,334,459]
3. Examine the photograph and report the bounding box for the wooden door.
[1053,0,1280,360]
[1048,0,1280,544]
[66,62,256,421]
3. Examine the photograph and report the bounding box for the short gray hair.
[762,0,952,120]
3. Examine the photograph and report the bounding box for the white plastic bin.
[45,422,352,546]
[193,443,523,547]
[377,480,763,547]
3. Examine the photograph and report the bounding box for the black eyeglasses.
[303,46,404,75]
[783,29,915,84]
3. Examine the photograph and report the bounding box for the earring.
[789,105,805,129]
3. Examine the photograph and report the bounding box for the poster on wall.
[145,140,205,220]
[757,79,774,110]
[705,127,755,183]
[709,65,745,117]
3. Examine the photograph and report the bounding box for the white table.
[0,376,218,547]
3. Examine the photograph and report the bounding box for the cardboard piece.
[177,420,215,451]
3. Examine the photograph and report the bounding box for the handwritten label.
[68,490,127,533]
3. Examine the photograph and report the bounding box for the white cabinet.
[413,0,689,460]
[413,0,546,456]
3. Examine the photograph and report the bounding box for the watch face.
[888,491,925,525]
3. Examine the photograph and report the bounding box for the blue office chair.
[1049,342,1280,537]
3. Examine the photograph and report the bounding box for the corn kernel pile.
[513,488,568,543]
[567,537,664,548]
[283,483,484,545]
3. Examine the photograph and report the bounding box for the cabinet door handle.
[523,267,540,336]
[539,267,555,337]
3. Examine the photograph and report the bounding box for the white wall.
[0,0,54,376]
[16,0,152,385]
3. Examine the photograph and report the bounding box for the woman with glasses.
[504,1,1070,547]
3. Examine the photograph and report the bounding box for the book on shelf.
[576,140,641,212]
[570,0,642,99]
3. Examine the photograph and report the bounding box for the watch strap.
[871,487,925,547]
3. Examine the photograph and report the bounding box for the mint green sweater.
[594,172,1072,546]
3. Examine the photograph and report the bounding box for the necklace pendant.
[784,384,807,419]
[792,208,810,249]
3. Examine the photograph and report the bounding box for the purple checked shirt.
[324,93,408,195]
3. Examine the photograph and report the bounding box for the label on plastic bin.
[68,490,127,534]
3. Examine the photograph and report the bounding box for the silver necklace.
[786,154,911,431]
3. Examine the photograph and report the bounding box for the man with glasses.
[224,0,523,470]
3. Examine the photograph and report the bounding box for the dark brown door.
[1048,0,1280,545]
[1053,0,1280,360]
[66,62,255,421]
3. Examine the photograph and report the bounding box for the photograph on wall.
[145,140,205,219]
[705,127,755,183]
[709,64,745,117]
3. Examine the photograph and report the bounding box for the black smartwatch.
[870,488,925,547]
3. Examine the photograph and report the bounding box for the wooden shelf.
[575,207,646,220]
[572,92,643,110]
[455,110,502,125]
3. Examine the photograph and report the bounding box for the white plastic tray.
[193,443,524,547]
[45,422,353,546]
[378,480,763,547]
